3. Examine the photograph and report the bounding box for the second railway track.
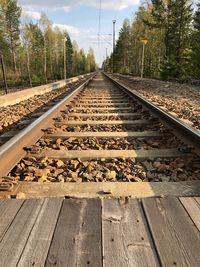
[0,72,200,197]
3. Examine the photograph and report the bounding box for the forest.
[0,0,96,90]
[104,0,200,81]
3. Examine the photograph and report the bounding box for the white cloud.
[19,0,139,11]
[21,10,41,20]
[53,23,80,35]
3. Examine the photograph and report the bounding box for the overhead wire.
[97,34,112,46]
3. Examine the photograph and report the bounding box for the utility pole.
[141,39,148,79]
[63,37,67,80]
[0,54,8,94]
[112,20,116,73]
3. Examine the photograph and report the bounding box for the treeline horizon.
[104,0,200,81]
[0,0,96,90]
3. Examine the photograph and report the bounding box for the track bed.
[0,73,200,196]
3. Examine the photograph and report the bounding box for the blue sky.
[19,0,140,65]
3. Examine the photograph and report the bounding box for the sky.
[19,0,140,66]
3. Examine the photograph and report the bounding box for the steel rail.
[0,74,96,177]
[103,72,200,155]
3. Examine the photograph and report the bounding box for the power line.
[97,34,112,46]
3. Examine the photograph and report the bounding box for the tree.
[1,0,21,73]
[64,32,73,77]
[192,2,200,79]
[79,48,87,74]
[113,19,131,73]
[146,0,193,79]
[72,41,79,76]
[0,3,96,89]
[21,24,32,87]
[39,13,51,82]
[86,48,96,72]
[26,23,44,82]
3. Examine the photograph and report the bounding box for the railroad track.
[0,74,92,146]
[0,72,200,197]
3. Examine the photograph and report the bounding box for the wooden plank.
[18,198,63,267]
[80,97,126,100]
[55,119,150,125]
[68,112,141,117]
[195,197,200,205]
[0,199,24,241]
[142,197,200,267]
[80,96,125,99]
[180,197,200,231]
[45,130,166,139]
[102,199,159,267]
[78,101,128,103]
[0,199,44,266]
[70,107,135,111]
[76,103,131,106]
[45,198,102,266]
[31,148,181,160]
[12,181,200,199]
[81,94,124,97]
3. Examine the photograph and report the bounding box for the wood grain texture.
[45,198,102,267]
[195,197,200,205]
[0,199,43,267]
[142,197,200,267]
[68,112,140,117]
[0,199,24,241]
[56,119,149,125]
[76,102,130,106]
[102,199,160,267]
[18,198,63,267]
[32,148,181,161]
[69,112,141,118]
[45,130,164,139]
[71,107,134,110]
[180,197,200,231]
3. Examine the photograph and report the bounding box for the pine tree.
[113,19,131,73]
[192,2,200,79]
[147,0,193,79]
[64,32,73,77]
[2,0,21,73]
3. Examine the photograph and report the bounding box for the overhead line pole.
[112,20,116,73]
